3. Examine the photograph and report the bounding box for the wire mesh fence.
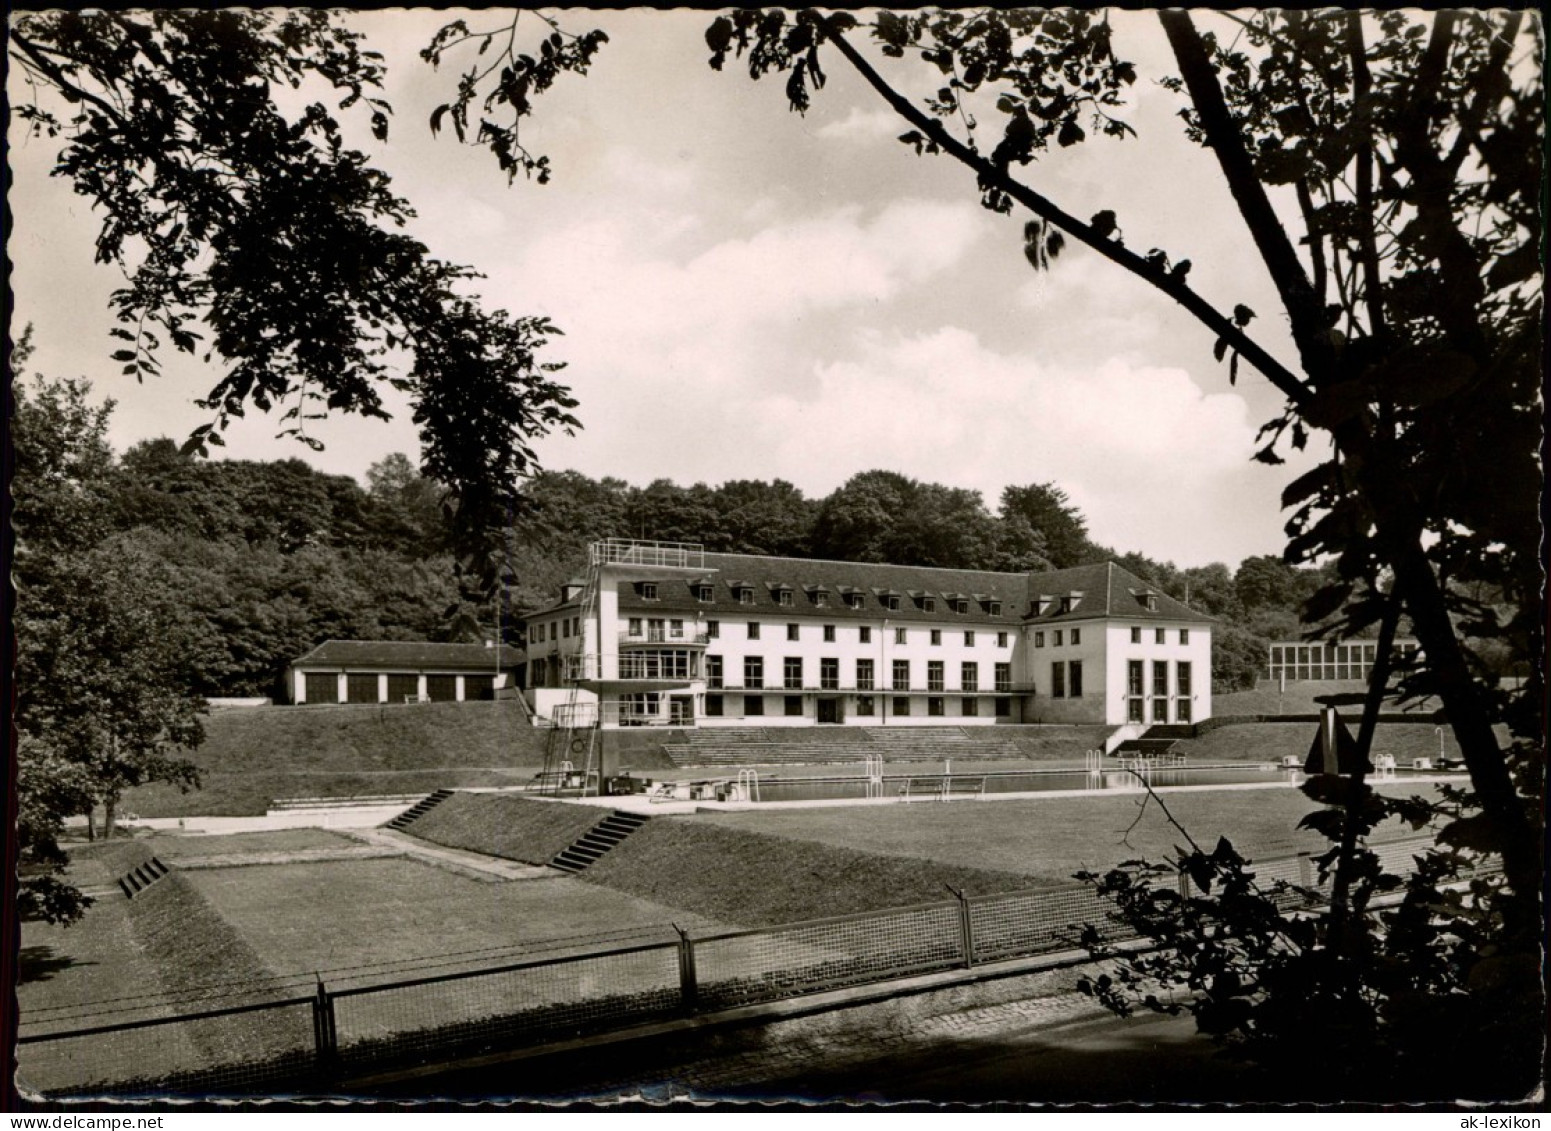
[17,996,318,1099]
[17,832,1498,1099]
[693,901,963,1012]
[330,942,683,1074]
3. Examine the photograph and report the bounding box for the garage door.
[464,675,494,701]
[387,674,420,703]
[304,673,339,704]
[426,674,458,702]
[346,673,379,703]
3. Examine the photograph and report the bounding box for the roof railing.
[589,538,706,569]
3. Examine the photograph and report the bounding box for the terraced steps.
[550,811,650,874]
[117,857,170,899]
[386,789,456,832]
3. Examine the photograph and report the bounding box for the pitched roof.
[1022,562,1214,624]
[291,640,523,669]
[523,553,1215,626]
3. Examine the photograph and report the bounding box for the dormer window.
[778,589,793,607]
[846,593,864,610]
[922,597,936,613]
[640,582,659,601]
[738,587,754,605]
[695,585,714,603]
[814,592,829,608]
[988,601,1002,616]
[952,599,969,614]
[1059,596,1073,614]
[1036,597,1053,616]
[884,595,900,612]
[1143,594,1158,612]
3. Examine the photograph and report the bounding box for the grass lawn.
[1183,723,1461,764]
[693,781,1448,885]
[138,828,355,859]
[407,794,605,865]
[181,856,728,989]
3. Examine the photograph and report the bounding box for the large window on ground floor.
[962,697,978,717]
[785,695,803,716]
[928,696,945,717]
[994,696,1011,717]
[856,695,875,717]
[893,696,911,717]
[744,694,765,716]
[705,694,724,717]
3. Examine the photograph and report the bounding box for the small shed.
[286,640,521,705]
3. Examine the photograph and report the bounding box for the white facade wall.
[1021,618,1108,724]
[1102,623,1212,726]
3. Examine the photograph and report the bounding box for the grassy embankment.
[120,702,678,817]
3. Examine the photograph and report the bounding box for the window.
[562,620,570,638]
[744,657,764,689]
[1177,696,1193,723]
[892,659,910,691]
[1178,661,1193,698]
[893,696,911,717]
[784,656,803,689]
[823,624,836,643]
[930,629,942,646]
[922,597,936,613]
[1034,632,1044,648]
[895,628,908,645]
[647,618,666,642]
[706,656,723,689]
[640,582,658,600]
[778,589,793,607]
[628,618,642,637]
[696,585,713,603]
[884,595,901,612]
[961,662,979,692]
[707,620,720,639]
[1152,697,1169,724]
[738,587,754,605]
[988,601,1002,616]
[820,658,839,690]
[787,623,800,641]
[994,696,1011,717]
[705,694,723,717]
[929,697,945,717]
[1059,596,1074,614]
[1128,660,1145,697]
[962,698,978,717]
[1180,628,1190,645]
[1153,661,1168,697]
[1131,626,1142,644]
[785,695,803,716]
[814,591,829,608]
[745,694,765,716]
[856,695,875,717]
[1054,630,1063,647]
[670,619,684,639]
[747,622,761,640]
[952,599,968,614]
[1128,697,1145,724]
[1156,627,1166,645]
[965,630,975,646]
[859,626,872,644]
[995,662,1011,692]
[927,661,944,691]
[856,658,875,690]
[1069,660,1083,698]
[1071,628,1081,646]
[1052,662,1066,699]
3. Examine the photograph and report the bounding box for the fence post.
[674,925,699,1015]
[946,886,974,968]
[312,978,338,1077]
[1297,853,1314,890]
[1177,870,1192,901]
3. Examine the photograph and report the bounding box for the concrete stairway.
[118,857,170,899]
[386,789,455,832]
[550,811,650,874]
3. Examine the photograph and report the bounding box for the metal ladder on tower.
[540,551,604,796]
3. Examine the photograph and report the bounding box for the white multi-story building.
[521,541,1212,730]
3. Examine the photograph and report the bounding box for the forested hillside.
[16,370,1353,703]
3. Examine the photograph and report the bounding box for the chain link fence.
[18,833,1493,1098]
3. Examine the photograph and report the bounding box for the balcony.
[619,626,711,646]
[564,653,698,687]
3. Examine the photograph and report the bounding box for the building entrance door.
[669,695,694,726]
[817,698,841,724]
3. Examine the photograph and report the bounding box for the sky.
[8,8,1331,569]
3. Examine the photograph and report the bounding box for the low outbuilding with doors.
[286,640,520,705]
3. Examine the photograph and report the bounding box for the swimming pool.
[750,764,1296,802]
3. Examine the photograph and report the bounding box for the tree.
[998,483,1093,568]
[13,376,207,921]
[8,10,583,554]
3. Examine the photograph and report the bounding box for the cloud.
[814,107,901,142]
